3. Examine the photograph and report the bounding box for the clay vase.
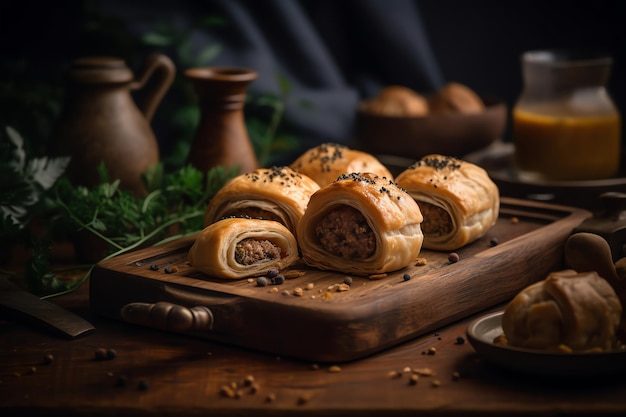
[185,67,259,175]
[51,54,176,197]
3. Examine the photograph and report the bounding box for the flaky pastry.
[290,143,393,188]
[188,217,299,279]
[203,166,320,238]
[502,270,623,352]
[395,154,499,251]
[296,172,423,275]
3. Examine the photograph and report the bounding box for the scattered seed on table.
[266,269,280,278]
[511,216,519,224]
[272,275,285,285]
[43,353,54,365]
[403,273,411,281]
[94,348,108,361]
[164,266,173,274]
[343,276,353,285]
[249,383,260,394]
[452,371,461,381]
[256,277,269,287]
[489,237,499,246]
[293,287,304,297]
[243,375,255,386]
[28,366,37,375]
[138,379,150,390]
[427,346,437,355]
[149,264,159,271]
[305,282,315,290]
[265,393,276,403]
[328,365,342,373]
[134,262,143,267]
[220,385,235,398]
[106,348,118,360]
[431,379,441,388]
[387,370,401,379]
[408,374,419,385]
[116,375,128,387]
[455,336,466,345]
[448,252,460,263]
[415,258,427,266]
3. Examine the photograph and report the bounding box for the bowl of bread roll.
[355,82,507,159]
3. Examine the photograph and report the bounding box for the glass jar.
[512,50,621,181]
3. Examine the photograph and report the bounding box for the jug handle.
[130,53,176,122]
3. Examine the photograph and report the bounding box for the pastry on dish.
[358,85,429,117]
[296,172,423,275]
[428,82,484,114]
[501,269,623,352]
[203,166,320,238]
[395,154,499,251]
[289,143,393,188]
[188,217,299,279]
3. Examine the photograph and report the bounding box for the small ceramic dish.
[355,98,507,160]
[466,310,626,377]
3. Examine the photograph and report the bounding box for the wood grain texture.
[90,198,590,362]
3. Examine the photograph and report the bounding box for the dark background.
[2,0,624,164]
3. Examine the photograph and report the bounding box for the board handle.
[120,301,214,334]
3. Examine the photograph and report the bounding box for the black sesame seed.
[149,264,159,271]
[94,348,107,361]
[343,276,353,285]
[116,375,128,387]
[164,266,173,274]
[256,277,269,287]
[489,238,499,247]
[43,354,54,365]
[138,380,150,390]
[455,336,466,345]
[266,269,280,278]
[403,273,411,281]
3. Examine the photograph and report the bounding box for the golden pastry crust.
[395,154,499,251]
[203,166,320,238]
[428,82,484,114]
[359,85,429,117]
[188,217,299,279]
[502,270,623,352]
[296,172,424,275]
[290,143,394,188]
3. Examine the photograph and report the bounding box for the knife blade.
[0,276,95,339]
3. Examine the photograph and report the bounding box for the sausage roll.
[502,270,622,352]
[188,217,299,279]
[296,172,424,275]
[290,143,394,188]
[395,154,499,251]
[203,166,320,238]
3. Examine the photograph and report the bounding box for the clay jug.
[51,54,176,196]
[185,67,259,175]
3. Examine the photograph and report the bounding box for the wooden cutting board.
[90,197,590,362]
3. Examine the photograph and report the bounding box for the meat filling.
[315,205,376,259]
[419,201,453,236]
[235,238,282,265]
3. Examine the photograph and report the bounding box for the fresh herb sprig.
[31,163,237,298]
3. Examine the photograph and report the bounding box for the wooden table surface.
[2,265,626,417]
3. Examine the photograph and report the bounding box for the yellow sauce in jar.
[513,109,621,181]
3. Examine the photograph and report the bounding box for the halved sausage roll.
[203,166,320,238]
[290,143,394,188]
[395,154,499,251]
[296,172,423,275]
[188,217,299,279]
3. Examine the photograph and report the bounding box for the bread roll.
[395,154,499,251]
[502,270,623,352]
[428,82,484,114]
[203,166,320,238]
[290,143,393,188]
[296,172,423,275]
[188,217,299,279]
[359,85,429,117]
